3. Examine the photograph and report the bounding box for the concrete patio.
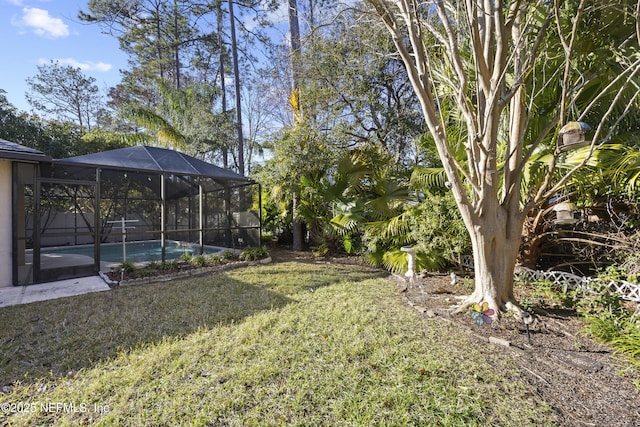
[0,275,110,308]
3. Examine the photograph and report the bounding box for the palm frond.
[411,166,448,189]
[330,201,365,236]
[367,181,410,218]
[124,105,186,149]
[381,248,446,274]
[382,213,412,239]
[120,133,153,146]
[382,249,409,274]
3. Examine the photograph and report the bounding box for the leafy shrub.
[207,255,223,265]
[160,260,179,270]
[362,191,470,273]
[570,274,640,378]
[191,255,208,268]
[120,260,136,274]
[239,246,270,261]
[135,268,155,278]
[407,194,471,267]
[222,250,235,260]
[611,321,640,368]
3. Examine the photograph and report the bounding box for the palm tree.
[124,80,229,160]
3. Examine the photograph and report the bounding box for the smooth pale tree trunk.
[365,0,535,317]
[462,204,524,313]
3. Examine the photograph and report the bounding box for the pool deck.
[0,275,110,308]
[2,244,239,309]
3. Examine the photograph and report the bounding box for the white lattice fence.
[595,278,640,304]
[460,255,640,304]
[514,266,640,304]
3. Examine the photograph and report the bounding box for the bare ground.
[269,249,640,427]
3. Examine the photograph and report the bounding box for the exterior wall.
[0,160,12,287]
[31,212,97,247]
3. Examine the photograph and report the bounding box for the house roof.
[0,138,51,162]
[57,145,250,184]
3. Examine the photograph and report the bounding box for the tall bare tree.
[217,0,230,169]
[26,61,101,132]
[228,0,245,175]
[80,0,198,92]
[365,0,640,316]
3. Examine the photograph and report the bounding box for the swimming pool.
[42,240,226,264]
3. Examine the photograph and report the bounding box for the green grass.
[0,262,556,426]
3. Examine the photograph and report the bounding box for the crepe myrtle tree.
[365,0,640,317]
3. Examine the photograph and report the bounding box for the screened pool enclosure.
[14,145,260,285]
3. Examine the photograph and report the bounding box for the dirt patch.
[401,271,640,427]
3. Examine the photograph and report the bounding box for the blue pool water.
[43,240,226,263]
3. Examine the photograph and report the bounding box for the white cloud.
[18,7,69,38]
[244,2,289,32]
[267,2,289,25]
[38,57,112,72]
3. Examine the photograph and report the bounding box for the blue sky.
[1,0,293,116]
[1,0,128,113]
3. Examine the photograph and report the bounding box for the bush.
[120,260,136,274]
[408,193,471,267]
[612,321,640,367]
[191,255,208,268]
[239,246,270,261]
[570,275,640,379]
[160,260,179,270]
[362,191,471,273]
[207,255,223,265]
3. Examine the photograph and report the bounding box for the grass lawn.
[0,261,557,426]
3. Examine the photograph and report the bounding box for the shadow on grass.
[0,274,292,386]
[238,261,389,295]
[0,262,386,386]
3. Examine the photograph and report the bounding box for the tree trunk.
[288,0,304,252]
[288,0,302,98]
[292,192,304,251]
[217,4,229,169]
[154,3,164,81]
[228,0,244,175]
[461,203,525,315]
[173,0,181,89]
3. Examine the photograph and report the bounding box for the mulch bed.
[400,272,640,427]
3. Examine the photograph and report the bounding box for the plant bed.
[104,249,272,285]
[401,272,640,426]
